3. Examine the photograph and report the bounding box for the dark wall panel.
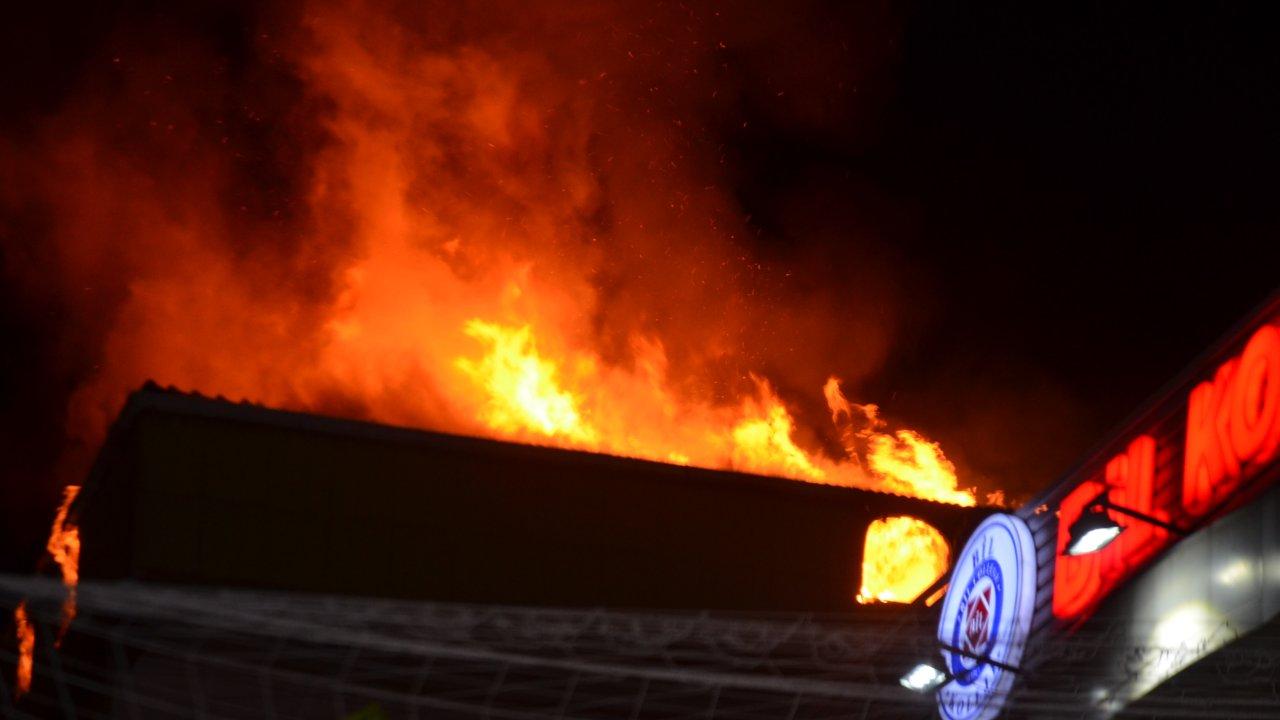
[75,389,989,613]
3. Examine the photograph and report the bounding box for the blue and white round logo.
[936,513,1037,720]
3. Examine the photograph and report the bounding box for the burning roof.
[64,383,988,612]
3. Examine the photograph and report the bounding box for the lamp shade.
[900,663,949,693]
[1065,504,1124,556]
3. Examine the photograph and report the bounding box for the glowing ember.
[13,601,33,699]
[46,485,81,644]
[856,516,950,604]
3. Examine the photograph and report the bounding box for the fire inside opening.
[857,516,950,605]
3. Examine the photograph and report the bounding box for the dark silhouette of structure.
[75,384,989,611]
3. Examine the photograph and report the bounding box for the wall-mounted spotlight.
[1065,492,1188,556]
[899,643,1020,694]
[900,663,949,693]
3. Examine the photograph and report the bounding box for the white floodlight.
[900,663,949,693]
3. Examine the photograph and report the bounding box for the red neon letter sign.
[1183,360,1240,514]
[1231,325,1280,466]
[1055,321,1280,621]
[1105,435,1168,574]
[1053,435,1166,618]
[1184,324,1280,515]
[1053,479,1104,618]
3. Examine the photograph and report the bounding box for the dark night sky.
[734,1,1279,489]
[1,1,1278,565]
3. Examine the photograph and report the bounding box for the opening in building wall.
[856,516,950,604]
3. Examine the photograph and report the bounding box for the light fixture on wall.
[1065,492,1188,556]
[900,662,949,692]
[898,643,1021,694]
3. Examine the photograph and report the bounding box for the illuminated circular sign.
[936,513,1037,720]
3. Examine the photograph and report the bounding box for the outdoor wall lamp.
[899,642,1021,693]
[1065,491,1189,556]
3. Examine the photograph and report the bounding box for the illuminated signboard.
[1054,310,1280,619]
[937,513,1038,720]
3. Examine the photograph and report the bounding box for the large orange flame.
[448,318,977,503]
[8,486,81,700]
[46,485,81,645]
[1,5,1006,659]
[730,378,827,482]
[13,601,33,699]
[455,320,599,446]
[823,377,976,504]
[856,516,950,604]
[0,1,999,511]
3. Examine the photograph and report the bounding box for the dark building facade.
[0,383,995,718]
[72,385,988,613]
[17,290,1278,718]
